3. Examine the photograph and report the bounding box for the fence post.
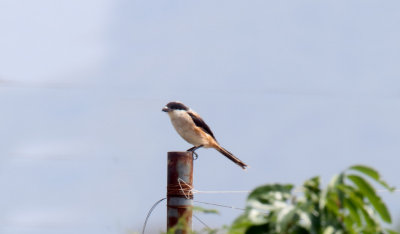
[167,151,193,233]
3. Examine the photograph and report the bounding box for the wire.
[195,190,251,194]
[194,200,246,211]
[193,214,212,230]
[142,197,166,234]
[178,178,400,195]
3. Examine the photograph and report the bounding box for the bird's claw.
[192,151,198,160]
[187,145,203,160]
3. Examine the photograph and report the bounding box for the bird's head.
[162,101,189,113]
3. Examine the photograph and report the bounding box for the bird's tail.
[214,145,248,170]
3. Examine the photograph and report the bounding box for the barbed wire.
[178,178,400,195]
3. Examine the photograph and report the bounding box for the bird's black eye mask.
[167,102,189,111]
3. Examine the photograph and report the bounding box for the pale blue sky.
[1,1,400,233]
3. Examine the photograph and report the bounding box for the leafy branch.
[229,165,397,234]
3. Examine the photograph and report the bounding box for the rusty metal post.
[167,151,193,233]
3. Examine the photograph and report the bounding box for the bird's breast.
[168,111,206,146]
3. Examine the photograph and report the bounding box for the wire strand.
[193,214,212,230]
[194,200,246,211]
[142,197,166,234]
[178,178,400,195]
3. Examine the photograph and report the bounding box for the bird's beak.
[162,107,169,112]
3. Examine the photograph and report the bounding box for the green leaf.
[247,207,269,225]
[349,165,395,192]
[343,198,361,227]
[229,214,254,234]
[328,174,344,190]
[325,195,340,216]
[303,176,321,202]
[359,205,375,227]
[192,206,219,214]
[296,210,312,230]
[323,226,335,234]
[343,215,357,234]
[320,173,344,210]
[303,176,320,191]
[359,205,382,232]
[337,183,386,231]
[248,184,293,203]
[276,206,297,232]
[386,229,400,234]
[245,224,270,234]
[337,184,365,208]
[347,174,391,223]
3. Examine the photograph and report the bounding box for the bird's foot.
[192,151,198,160]
[187,145,203,160]
[186,145,203,152]
[187,146,196,152]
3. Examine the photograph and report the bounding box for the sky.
[1,1,400,233]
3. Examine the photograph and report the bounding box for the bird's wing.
[188,111,216,140]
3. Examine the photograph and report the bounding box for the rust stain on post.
[167,151,193,233]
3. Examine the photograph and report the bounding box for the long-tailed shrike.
[162,101,248,170]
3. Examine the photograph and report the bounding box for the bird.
[162,101,248,170]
